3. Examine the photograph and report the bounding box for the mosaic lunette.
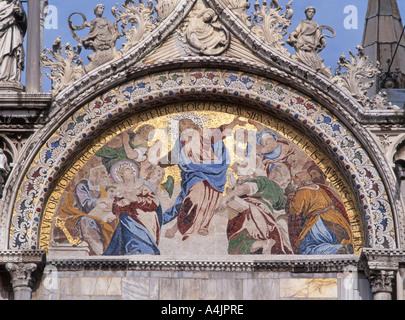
[41,103,363,257]
[11,70,392,251]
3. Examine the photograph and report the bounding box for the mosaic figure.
[161,117,247,240]
[104,161,163,255]
[226,175,292,255]
[287,172,354,254]
[58,163,118,255]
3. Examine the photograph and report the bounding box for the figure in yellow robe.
[288,172,353,255]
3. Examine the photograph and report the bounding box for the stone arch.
[2,0,403,254]
[3,64,400,254]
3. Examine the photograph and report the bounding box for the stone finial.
[252,0,294,56]
[332,45,399,110]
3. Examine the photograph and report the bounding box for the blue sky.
[25,0,405,92]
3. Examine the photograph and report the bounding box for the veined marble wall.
[31,267,372,300]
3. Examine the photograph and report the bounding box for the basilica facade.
[0,0,404,301]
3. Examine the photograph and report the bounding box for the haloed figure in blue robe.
[161,117,247,241]
[103,163,163,255]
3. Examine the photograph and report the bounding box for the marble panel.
[280,278,338,299]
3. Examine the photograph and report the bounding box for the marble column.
[5,263,38,300]
[26,0,42,93]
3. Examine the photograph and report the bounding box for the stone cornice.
[47,255,360,273]
[0,250,46,265]
[0,93,52,110]
[360,248,405,271]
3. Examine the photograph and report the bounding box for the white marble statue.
[0,148,10,199]
[0,0,27,85]
[287,6,335,77]
[68,4,121,72]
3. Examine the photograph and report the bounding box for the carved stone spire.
[362,0,405,92]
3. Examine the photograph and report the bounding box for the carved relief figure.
[287,6,335,77]
[0,0,26,85]
[68,4,121,72]
[186,8,230,56]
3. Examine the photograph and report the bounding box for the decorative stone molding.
[6,263,37,288]
[0,250,45,300]
[360,248,405,300]
[0,250,45,264]
[368,270,395,300]
[332,46,398,110]
[47,255,360,273]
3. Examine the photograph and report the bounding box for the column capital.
[5,262,37,289]
[0,250,46,300]
[360,248,405,300]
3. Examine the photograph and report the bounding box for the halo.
[166,112,209,139]
[110,160,140,184]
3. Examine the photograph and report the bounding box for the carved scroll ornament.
[332,46,398,110]
[251,0,293,56]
